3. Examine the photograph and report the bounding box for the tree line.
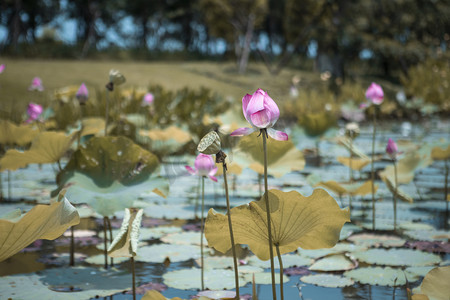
[1,0,449,76]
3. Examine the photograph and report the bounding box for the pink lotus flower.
[76,83,89,104]
[186,154,218,182]
[386,138,398,160]
[26,102,43,123]
[230,88,288,141]
[142,93,154,106]
[28,77,44,91]
[0,64,5,74]
[365,82,384,105]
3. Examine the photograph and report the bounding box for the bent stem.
[370,110,377,231]
[262,130,277,300]
[393,161,398,231]
[106,216,114,267]
[200,176,205,290]
[103,216,108,269]
[222,160,240,299]
[275,244,284,300]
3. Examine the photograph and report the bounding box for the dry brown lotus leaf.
[108,208,144,258]
[316,180,377,197]
[431,145,450,160]
[215,162,243,176]
[418,266,450,300]
[142,290,184,300]
[316,181,347,195]
[337,156,371,171]
[0,131,76,172]
[139,126,191,144]
[0,119,39,146]
[380,175,414,203]
[205,189,350,261]
[379,151,432,185]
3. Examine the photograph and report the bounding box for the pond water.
[0,119,449,300]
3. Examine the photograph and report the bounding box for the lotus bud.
[26,102,43,123]
[142,93,154,106]
[76,83,89,105]
[106,69,126,91]
[0,64,5,74]
[28,77,44,92]
[365,82,384,105]
[386,138,398,160]
[345,122,360,139]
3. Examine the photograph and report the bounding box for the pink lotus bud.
[28,77,44,92]
[26,102,43,123]
[386,138,398,160]
[185,153,218,182]
[230,88,288,141]
[142,93,154,106]
[365,83,384,105]
[0,64,5,74]
[76,83,89,105]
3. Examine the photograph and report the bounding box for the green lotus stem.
[349,137,354,214]
[258,173,262,198]
[222,160,240,299]
[0,172,3,201]
[370,110,377,231]
[70,226,75,266]
[106,216,114,267]
[262,129,277,300]
[105,89,110,136]
[103,216,108,269]
[200,176,205,290]
[275,244,284,300]
[57,160,62,172]
[445,159,449,229]
[393,161,398,231]
[131,256,136,300]
[7,170,11,200]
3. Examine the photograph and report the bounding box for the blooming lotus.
[26,103,43,123]
[0,64,5,74]
[230,88,288,141]
[186,153,218,182]
[142,93,154,106]
[28,77,44,92]
[76,83,89,104]
[360,83,384,109]
[386,138,399,160]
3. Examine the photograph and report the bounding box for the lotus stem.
[103,216,108,269]
[262,129,277,300]
[0,173,3,201]
[445,159,449,230]
[222,160,240,299]
[106,216,114,267]
[57,160,62,172]
[200,176,205,290]
[393,161,398,231]
[370,110,377,231]
[258,173,262,198]
[7,170,11,200]
[70,226,75,266]
[275,244,284,300]
[349,137,354,214]
[105,89,110,136]
[131,256,136,300]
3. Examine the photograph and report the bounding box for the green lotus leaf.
[57,136,160,188]
[416,266,450,300]
[85,254,129,265]
[163,268,248,290]
[309,254,357,272]
[242,272,289,285]
[406,266,436,278]
[0,131,76,172]
[80,117,106,137]
[300,274,354,288]
[108,208,143,258]
[136,244,206,263]
[350,249,441,267]
[339,223,363,240]
[0,193,80,262]
[399,222,435,231]
[404,229,450,242]
[299,112,336,138]
[344,267,420,286]
[247,254,313,269]
[379,151,433,185]
[0,119,39,146]
[205,189,350,261]
[234,132,305,177]
[0,266,131,299]
[300,242,367,259]
[143,204,197,220]
[316,180,378,197]
[379,175,414,203]
[337,156,371,171]
[160,231,207,246]
[347,233,406,248]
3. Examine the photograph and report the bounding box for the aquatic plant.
[28,77,44,91]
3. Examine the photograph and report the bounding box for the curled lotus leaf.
[336,136,370,160]
[415,266,450,300]
[337,156,371,171]
[235,132,305,178]
[0,193,80,262]
[0,119,39,146]
[108,208,144,258]
[379,151,432,185]
[308,254,358,272]
[380,175,414,203]
[57,136,160,188]
[80,117,106,137]
[316,180,377,197]
[0,131,76,172]
[205,189,350,261]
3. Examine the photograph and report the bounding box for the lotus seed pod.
[197,131,221,155]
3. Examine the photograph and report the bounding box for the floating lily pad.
[347,233,406,248]
[300,243,367,259]
[161,231,207,246]
[195,256,233,269]
[243,272,289,285]
[350,249,441,267]
[247,254,313,269]
[301,274,354,288]
[399,222,435,231]
[163,268,247,290]
[404,229,450,242]
[136,244,205,263]
[309,254,357,271]
[85,254,129,265]
[339,223,363,240]
[144,204,197,220]
[405,266,436,278]
[344,267,419,286]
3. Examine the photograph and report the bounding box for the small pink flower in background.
[0,64,5,73]
[28,77,44,91]
[26,102,43,123]
[76,83,89,104]
[142,92,154,106]
[386,138,399,160]
[230,88,288,141]
[365,82,384,105]
[186,153,218,182]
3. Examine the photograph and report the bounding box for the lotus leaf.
[144,204,197,220]
[399,222,435,231]
[404,229,450,242]
[161,231,207,246]
[243,272,289,285]
[337,156,371,171]
[80,117,106,137]
[247,254,313,269]
[415,266,450,300]
[300,274,354,288]
[347,233,406,248]
[0,131,76,171]
[197,290,236,300]
[85,254,129,265]
[136,244,205,263]
[140,126,191,143]
[0,119,38,146]
[431,144,450,160]
[339,223,363,240]
[195,256,234,269]
[0,194,80,262]
[350,248,441,267]
[336,136,370,160]
[234,132,305,178]
[163,268,247,290]
[142,290,184,300]
[406,266,436,278]
[379,151,432,185]
[380,175,414,203]
[0,267,131,299]
[344,267,419,286]
[299,112,335,138]
[300,242,367,259]
[309,254,357,271]
[205,189,350,260]
[108,208,143,257]
[316,180,377,197]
